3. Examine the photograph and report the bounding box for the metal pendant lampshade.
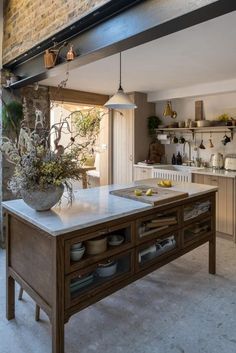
[104,53,137,110]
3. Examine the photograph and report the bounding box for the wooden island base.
[5,190,216,353]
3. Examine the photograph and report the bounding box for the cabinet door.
[113,109,134,184]
[133,167,152,181]
[218,177,234,235]
[202,175,234,236]
[192,174,205,184]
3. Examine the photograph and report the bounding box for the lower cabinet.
[133,166,153,181]
[193,174,234,237]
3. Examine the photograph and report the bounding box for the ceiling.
[41,11,236,101]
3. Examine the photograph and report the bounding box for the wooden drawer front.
[135,231,180,271]
[136,207,180,244]
[134,167,152,181]
[65,250,134,309]
[183,217,212,246]
[65,222,135,274]
[183,197,212,225]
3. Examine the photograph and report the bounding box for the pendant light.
[104,52,137,110]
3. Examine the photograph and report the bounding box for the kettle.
[210,153,224,169]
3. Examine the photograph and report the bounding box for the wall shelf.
[156,126,236,139]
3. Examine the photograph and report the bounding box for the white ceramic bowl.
[70,246,85,261]
[71,242,82,250]
[108,234,125,246]
[96,261,118,277]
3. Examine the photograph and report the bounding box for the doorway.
[50,101,110,189]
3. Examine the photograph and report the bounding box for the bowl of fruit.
[157,180,172,188]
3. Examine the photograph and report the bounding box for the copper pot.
[44,49,56,69]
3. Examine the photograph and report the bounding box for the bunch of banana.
[158,180,172,187]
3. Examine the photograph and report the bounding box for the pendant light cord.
[119,52,122,90]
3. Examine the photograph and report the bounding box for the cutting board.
[110,185,189,206]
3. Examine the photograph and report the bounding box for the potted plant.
[147,115,161,140]
[2,100,24,142]
[1,108,96,211]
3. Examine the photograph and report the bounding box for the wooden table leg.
[52,317,64,353]
[81,171,88,189]
[209,236,216,275]
[6,275,15,320]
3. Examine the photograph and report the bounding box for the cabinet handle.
[142,170,146,173]
[129,155,133,161]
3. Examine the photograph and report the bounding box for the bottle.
[171,153,176,165]
[176,152,182,165]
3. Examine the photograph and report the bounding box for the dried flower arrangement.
[1,100,105,207]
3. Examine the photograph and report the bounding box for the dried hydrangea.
[1,108,99,204]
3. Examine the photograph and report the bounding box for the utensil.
[193,135,198,151]
[96,261,118,277]
[86,236,107,255]
[199,140,206,149]
[222,134,231,145]
[209,133,214,148]
[210,153,224,169]
[70,246,85,261]
[179,136,185,144]
[173,135,178,144]
[108,234,125,246]
[197,120,211,127]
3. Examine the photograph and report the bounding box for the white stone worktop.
[2,181,217,236]
[191,168,236,178]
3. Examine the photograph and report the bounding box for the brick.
[2,0,110,64]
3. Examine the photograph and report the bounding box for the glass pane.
[70,253,130,298]
[138,211,178,239]
[184,200,211,221]
[138,234,178,265]
[184,219,211,243]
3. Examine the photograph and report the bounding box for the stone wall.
[2,0,110,64]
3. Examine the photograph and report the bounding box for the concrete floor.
[0,237,236,353]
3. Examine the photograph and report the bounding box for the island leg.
[6,275,15,320]
[209,236,216,275]
[52,316,64,353]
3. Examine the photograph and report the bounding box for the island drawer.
[182,217,212,246]
[135,231,180,271]
[65,221,135,274]
[183,197,212,225]
[65,249,134,309]
[136,207,180,244]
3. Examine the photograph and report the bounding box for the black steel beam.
[4,0,143,69]
[5,0,236,89]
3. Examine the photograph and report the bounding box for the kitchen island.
[3,180,217,353]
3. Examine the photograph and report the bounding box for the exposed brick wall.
[3,0,110,64]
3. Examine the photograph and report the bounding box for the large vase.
[21,184,64,211]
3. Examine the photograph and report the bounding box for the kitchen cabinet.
[193,174,235,238]
[4,188,216,353]
[133,166,153,181]
[113,92,155,184]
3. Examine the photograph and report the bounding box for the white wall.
[155,91,236,165]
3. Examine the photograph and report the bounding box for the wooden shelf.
[156,126,236,139]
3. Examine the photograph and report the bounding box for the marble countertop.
[135,163,236,178]
[191,168,236,178]
[2,181,217,236]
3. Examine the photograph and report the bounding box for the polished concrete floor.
[0,237,236,353]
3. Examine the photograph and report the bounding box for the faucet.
[183,141,193,166]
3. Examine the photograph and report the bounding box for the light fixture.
[163,100,177,119]
[104,52,137,110]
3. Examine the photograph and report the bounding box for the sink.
[153,165,204,172]
[152,165,205,183]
